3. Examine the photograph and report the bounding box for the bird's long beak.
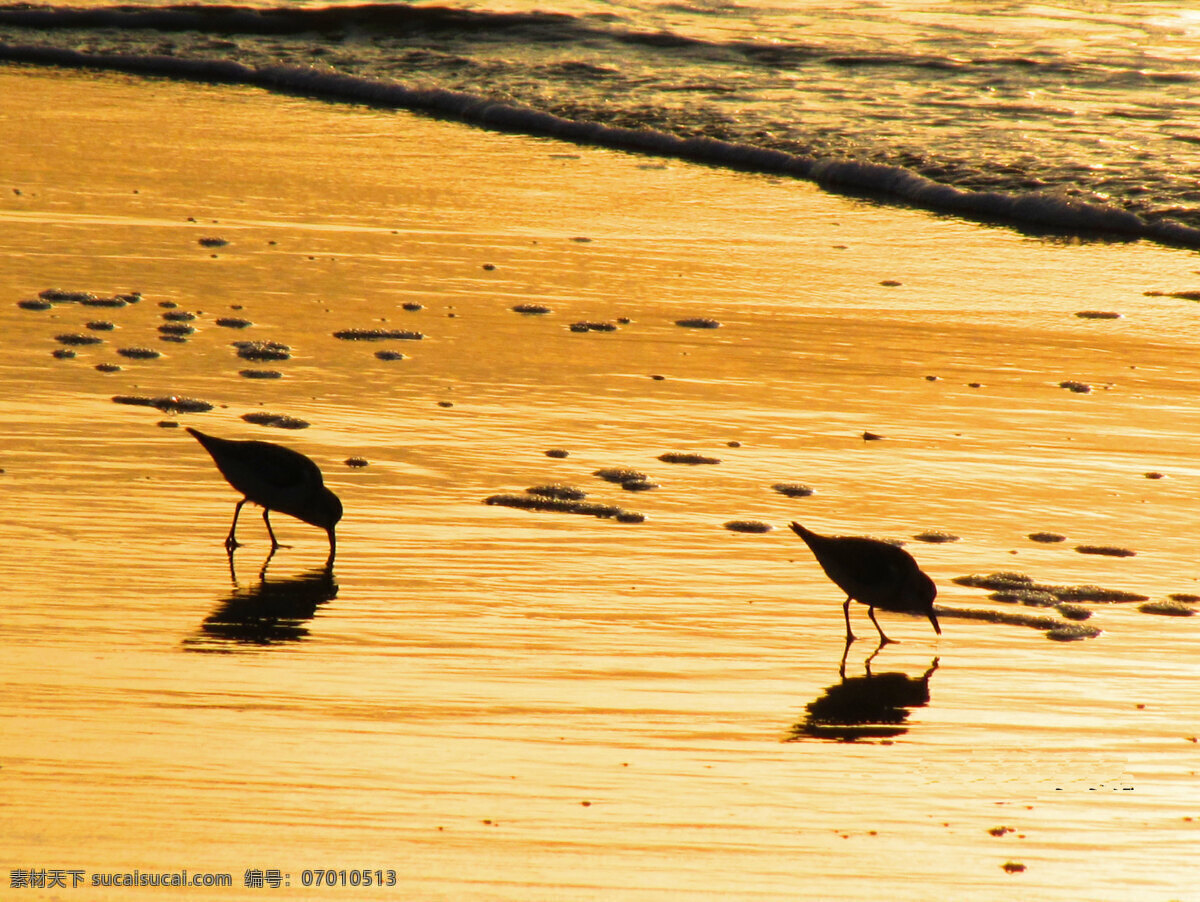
[324,529,337,570]
[929,609,942,635]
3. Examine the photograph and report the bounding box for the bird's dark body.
[187,427,342,562]
[790,522,939,642]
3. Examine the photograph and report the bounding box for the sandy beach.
[2,64,1199,900]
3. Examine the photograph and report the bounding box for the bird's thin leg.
[262,509,287,550]
[843,596,857,643]
[839,633,853,679]
[225,499,248,551]
[258,545,278,581]
[868,605,894,645]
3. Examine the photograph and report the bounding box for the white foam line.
[5,42,1200,249]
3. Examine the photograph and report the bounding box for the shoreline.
[2,44,1199,250]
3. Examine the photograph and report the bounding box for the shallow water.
[2,67,1200,900]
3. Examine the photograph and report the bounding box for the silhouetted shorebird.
[789,522,940,644]
[187,427,342,565]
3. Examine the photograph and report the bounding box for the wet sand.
[2,66,1199,900]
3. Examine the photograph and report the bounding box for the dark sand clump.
[595,467,650,484]
[241,412,310,429]
[86,321,115,331]
[198,237,228,247]
[724,520,774,533]
[1059,380,1092,394]
[569,321,618,333]
[544,449,570,459]
[117,347,162,359]
[773,483,815,498]
[51,349,75,359]
[401,302,423,311]
[954,572,1147,602]
[526,485,588,501]
[913,530,960,543]
[1075,311,1122,319]
[333,328,424,341]
[234,340,290,361]
[94,363,121,373]
[162,311,196,322]
[1075,544,1136,557]
[675,317,721,329]
[512,304,551,315]
[621,479,659,492]
[1028,532,1067,543]
[345,457,369,468]
[159,323,195,337]
[55,333,103,346]
[934,604,1102,641]
[239,369,282,379]
[18,298,53,311]
[216,317,252,329]
[374,350,405,361]
[484,493,643,523]
[1137,600,1195,617]
[112,394,213,413]
[659,452,721,465]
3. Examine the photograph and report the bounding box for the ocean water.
[2,0,1200,246]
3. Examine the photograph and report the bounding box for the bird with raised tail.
[789,522,939,644]
[187,427,342,566]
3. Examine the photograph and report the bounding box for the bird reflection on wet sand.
[184,555,338,650]
[788,648,939,742]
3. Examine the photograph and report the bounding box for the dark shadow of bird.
[183,561,338,650]
[790,522,940,644]
[787,652,939,742]
[187,427,342,568]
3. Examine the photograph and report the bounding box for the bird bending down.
[187,427,342,566]
[789,522,939,644]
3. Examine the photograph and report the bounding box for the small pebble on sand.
[198,237,228,247]
[86,321,115,331]
[18,299,52,310]
[345,457,369,468]
[216,317,252,329]
[402,302,424,311]
[94,363,122,373]
[512,304,551,315]
[1075,311,1122,319]
[569,321,618,333]
[239,369,282,379]
[675,318,721,329]
[1059,380,1092,393]
[162,310,196,322]
[545,449,570,459]
[862,431,884,441]
[375,350,405,361]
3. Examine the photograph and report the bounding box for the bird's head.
[313,487,343,532]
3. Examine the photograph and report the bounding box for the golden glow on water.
[1,67,1199,900]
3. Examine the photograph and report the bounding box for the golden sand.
[2,65,1199,900]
